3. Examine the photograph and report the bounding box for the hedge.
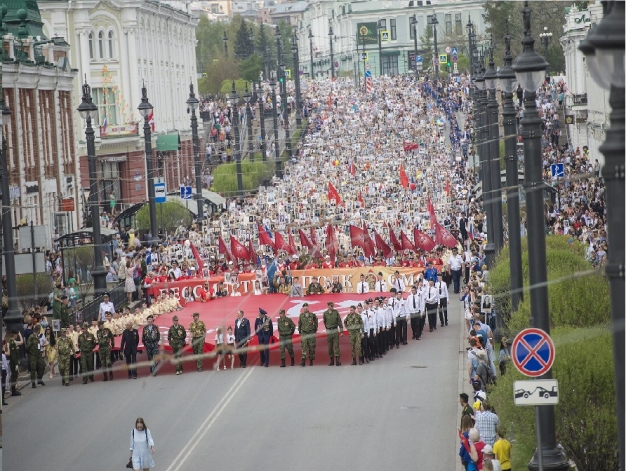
[211,160,276,196]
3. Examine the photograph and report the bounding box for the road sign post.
[155,182,166,203]
[512,328,556,377]
[514,379,559,406]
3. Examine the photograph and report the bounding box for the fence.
[70,281,126,325]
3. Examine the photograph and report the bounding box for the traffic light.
[279,75,284,83]
[447,61,451,68]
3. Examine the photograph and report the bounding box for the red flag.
[274,231,291,254]
[403,142,419,152]
[373,230,392,258]
[363,222,377,256]
[388,224,403,252]
[288,233,298,255]
[358,191,365,207]
[328,182,341,205]
[189,241,205,271]
[218,236,234,263]
[435,223,459,248]
[445,180,450,196]
[309,227,322,259]
[299,229,319,259]
[325,224,338,263]
[428,197,438,226]
[349,225,374,258]
[247,239,256,263]
[349,162,356,176]
[399,165,409,188]
[414,228,436,252]
[400,230,416,251]
[230,235,250,260]
[257,224,275,248]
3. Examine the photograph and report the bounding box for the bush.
[211,160,276,196]
[489,327,618,471]
[135,202,193,232]
[16,274,54,310]
[489,235,608,331]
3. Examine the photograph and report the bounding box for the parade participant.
[344,305,364,365]
[406,285,422,341]
[57,328,73,386]
[449,247,464,293]
[96,320,115,381]
[5,330,22,395]
[167,316,187,375]
[120,321,140,379]
[365,299,378,360]
[298,303,318,366]
[226,326,236,370]
[436,273,450,327]
[373,273,388,292]
[188,313,207,372]
[214,327,225,371]
[424,279,440,332]
[306,277,325,295]
[255,308,273,367]
[323,301,343,366]
[358,303,369,364]
[234,310,251,368]
[391,290,406,347]
[26,325,46,388]
[356,274,369,294]
[142,315,160,375]
[277,309,296,367]
[78,322,96,384]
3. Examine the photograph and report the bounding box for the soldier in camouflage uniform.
[7,331,23,395]
[323,301,344,366]
[298,303,318,366]
[26,325,46,388]
[142,315,161,376]
[344,305,365,365]
[78,322,96,384]
[96,320,115,381]
[277,309,296,367]
[168,316,187,375]
[188,313,206,372]
[57,328,74,386]
[306,277,325,295]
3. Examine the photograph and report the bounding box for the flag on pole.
[189,241,205,271]
[309,227,322,259]
[325,224,338,263]
[102,115,108,132]
[413,229,436,252]
[435,223,459,248]
[388,224,403,252]
[349,225,374,258]
[230,236,250,260]
[427,197,438,225]
[147,111,155,132]
[399,165,409,188]
[362,222,377,256]
[218,236,234,263]
[328,182,341,205]
[400,231,416,251]
[274,231,291,254]
[349,162,356,176]
[358,191,365,207]
[257,224,275,249]
[373,230,392,258]
[247,239,256,263]
[288,233,298,255]
[445,180,450,196]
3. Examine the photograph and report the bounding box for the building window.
[382,55,399,76]
[455,13,462,32]
[390,19,397,40]
[379,19,386,30]
[445,14,452,35]
[88,33,94,59]
[98,31,104,59]
[91,88,118,127]
[409,19,415,39]
[426,15,433,26]
[108,30,115,59]
[98,161,121,212]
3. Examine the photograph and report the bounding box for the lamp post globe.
[137,84,159,243]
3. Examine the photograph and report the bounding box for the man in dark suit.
[120,321,140,379]
[234,310,251,368]
[254,308,273,367]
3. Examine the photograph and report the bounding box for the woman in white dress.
[129,418,155,471]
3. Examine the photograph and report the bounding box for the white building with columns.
[559,2,609,165]
[38,0,200,226]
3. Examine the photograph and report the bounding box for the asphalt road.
[4,298,462,471]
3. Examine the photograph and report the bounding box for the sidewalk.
[456,295,470,471]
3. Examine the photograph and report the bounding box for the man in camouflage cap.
[188,313,207,372]
[277,309,296,367]
[57,328,74,386]
[78,322,96,384]
[323,301,343,366]
[168,315,187,375]
[298,303,318,366]
[25,325,46,388]
[343,305,365,365]
[96,320,115,381]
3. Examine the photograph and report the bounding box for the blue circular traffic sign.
[512,328,555,377]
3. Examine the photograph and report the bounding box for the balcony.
[572,93,588,106]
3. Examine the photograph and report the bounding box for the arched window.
[88,32,94,59]
[108,30,115,58]
[98,31,104,59]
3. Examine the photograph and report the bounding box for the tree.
[16,274,54,311]
[200,53,240,96]
[482,0,566,73]
[234,20,252,59]
[135,202,193,233]
[419,24,434,71]
[220,78,249,97]
[239,55,263,83]
[439,24,469,56]
[257,22,273,79]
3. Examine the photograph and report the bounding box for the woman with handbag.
[128,418,155,470]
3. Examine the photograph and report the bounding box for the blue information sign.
[512,328,555,377]
[155,183,166,203]
[550,163,564,178]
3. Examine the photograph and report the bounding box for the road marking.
[165,367,254,471]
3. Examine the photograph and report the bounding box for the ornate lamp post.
[430,14,439,84]
[512,3,568,470]
[475,59,493,251]
[269,75,282,178]
[410,14,418,81]
[539,26,552,78]
[329,22,335,79]
[244,83,254,162]
[579,3,625,468]
[137,83,159,243]
[497,22,523,312]
[186,82,203,229]
[292,34,303,128]
[377,19,384,76]
[230,82,243,197]
[308,28,314,79]
[222,30,228,57]
[77,79,108,296]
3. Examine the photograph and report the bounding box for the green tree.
[257,22,273,79]
[419,24,434,71]
[135,202,192,233]
[220,78,249,98]
[234,19,252,59]
[16,274,54,310]
[200,53,240,95]
[483,0,566,73]
[211,161,276,196]
[239,54,263,83]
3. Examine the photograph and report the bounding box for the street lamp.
[248,30,254,56]
[137,83,159,243]
[377,19,384,77]
[222,30,228,57]
[430,14,439,84]
[77,79,108,297]
[269,75,282,178]
[230,81,243,197]
[539,26,552,78]
[496,21,523,312]
[243,83,254,162]
[410,14,419,81]
[186,82,203,230]
[275,27,292,161]
[291,34,303,128]
[329,22,335,80]
[308,28,314,79]
[579,3,625,469]
[474,60,492,250]
[512,3,568,471]
[1,100,21,333]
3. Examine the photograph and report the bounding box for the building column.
[126,27,139,121]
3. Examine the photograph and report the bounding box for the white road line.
[165,367,254,471]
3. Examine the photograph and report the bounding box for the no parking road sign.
[512,328,555,377]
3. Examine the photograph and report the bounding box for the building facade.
[2,2,79,241]
[559,2,609,165]
[37,0,199,229]
[296,0,488,79]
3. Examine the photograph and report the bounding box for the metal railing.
[70,281,126,325]
[572,93,588,106]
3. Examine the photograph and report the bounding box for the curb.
[456,294,469,471]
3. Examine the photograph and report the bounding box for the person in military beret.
[78,323,96,384]
[277,309,296,367]
[96,320,115,381]
[298,303,318,366]
[188,313,206,372]
[323,301,343,366]
[168,316,187,375]
[254,308,273,367]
